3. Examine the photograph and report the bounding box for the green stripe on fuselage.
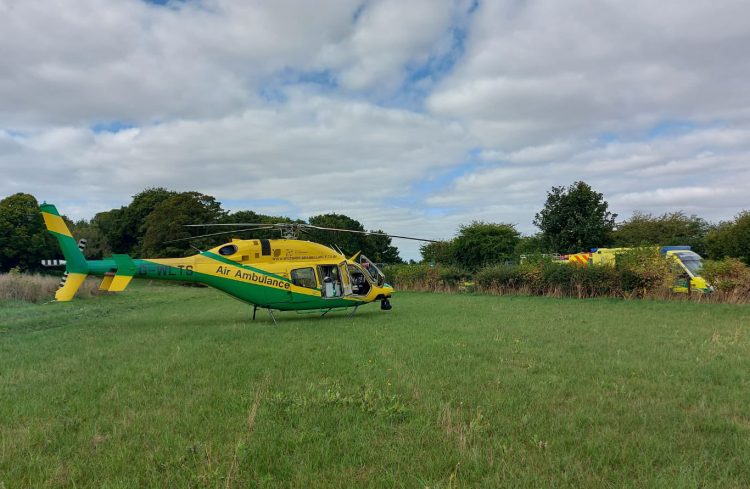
[84,257,357,311]
[201,251,291,283]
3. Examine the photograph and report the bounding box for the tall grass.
[0,272,99,303]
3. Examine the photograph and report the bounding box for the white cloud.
[318,0,458,91]
[3,91,470,231]
[428,0,750,147]
[0,0,466,127]
[2,0,750,261]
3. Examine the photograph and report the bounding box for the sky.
[1,0,749,260]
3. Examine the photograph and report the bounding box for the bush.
[515,255,554,293]
[475,264,519,289]
[383,264,468,291]
[386,250,749,303]
[0,271,99,303]
[615,248,674,295]
[570,264,620,297]
[701,258,750,294]
[541,261,575,293]
[438,266,470,287]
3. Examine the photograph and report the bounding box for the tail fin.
[40,203,88,301]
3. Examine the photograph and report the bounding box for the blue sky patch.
[596,132,619,144]
[2,128,28,139]
[395,7,476,110]
[259,69,338,103]
[390,149,484,208]
[141,0,185,6]
[91,121,136,134]
[647,120,699,139]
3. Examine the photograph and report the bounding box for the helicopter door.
[318,264,346,298]
[339,261,353,296]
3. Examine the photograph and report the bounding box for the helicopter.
[39,203,436,322]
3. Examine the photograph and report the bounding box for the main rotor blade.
[185,222,439,242]
[184,223,279,227]
[304,225,439,243]
[165,226,275,243]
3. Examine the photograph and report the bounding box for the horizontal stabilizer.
[99,274,114,291]
[108,275,133,292]
[107,254,137,292]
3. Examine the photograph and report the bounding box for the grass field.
[2,284,750,488]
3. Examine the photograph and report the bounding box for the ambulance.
[563,246,711,293]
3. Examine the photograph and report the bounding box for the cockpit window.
[219,244,238,256]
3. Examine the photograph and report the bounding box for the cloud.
[427,0,750,147]
[317,0,458,91]
[2,0,750,260]
[0,0,469,127]
[3,91,470,221]
[429,124,750,226]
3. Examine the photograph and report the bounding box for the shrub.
[383,264,466,291]
[570,264,620,297]
[541,261,575,293]
[475,264,519,290]
[515,256,553,293]
[615,248,674,295]
[386,250,748,303]
[701,258,750,294]
[438,266,470,287]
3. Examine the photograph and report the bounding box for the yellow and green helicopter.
[40,203,435,322]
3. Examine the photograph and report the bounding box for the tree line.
[0,189,401,273]
[1,181,748,274]
[419,181,750,270]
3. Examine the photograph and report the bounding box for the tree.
[70,219,111,260]
[534,181,616,253]
[216,210,299,243]
[611,211,709,254]
[306,214,401,263]
[365,231,402,264]
[419,240,454,264]
[141,192,225,257]
[0,193,58,272]
[105,187,176,254]
[705,211,750,264]
[450,221,520,270]
[513,233,547,257]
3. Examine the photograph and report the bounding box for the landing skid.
[267,308,277,325]
[321,304,360,318]
[252,304,363,323]
[252,305,277,325]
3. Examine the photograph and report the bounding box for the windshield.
[674,251,703,276]
[681,259,703,276]
[359,254,385,286]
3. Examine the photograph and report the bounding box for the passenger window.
[291,267,317,289]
